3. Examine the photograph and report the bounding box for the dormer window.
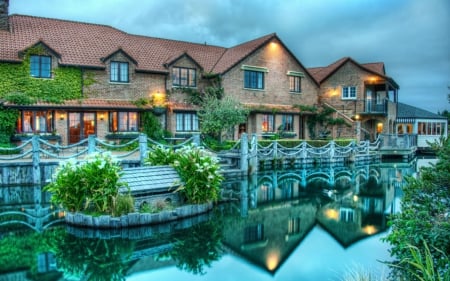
[172,67,196,87]
[30,55,51,78]
[110,61,129,83]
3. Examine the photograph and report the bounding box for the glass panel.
[69,113,81,143]
[41,56,51,78]
[118,112,128,131]
[176,113,183,131]
[120,63,128,82]
[188,69,196,87]
[110,62,118,81]
[23,111,33,132]
[129,112,138,131]
[172,68,179,85]
[30,56,40,77]
[109,112,117,132]
[83,113,95,136]
[180,68,188,86]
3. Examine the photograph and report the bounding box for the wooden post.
[139,133,148,166]
[240,133,248,173]
[192,133,201,147]
[249,134,258,173]
[88,135,96,154]
[31,135,41,185]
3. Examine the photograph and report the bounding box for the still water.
[0,159,427,281]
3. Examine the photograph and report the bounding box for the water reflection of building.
[220,161,415,274]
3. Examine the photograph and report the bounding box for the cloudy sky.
[9,0,450,113]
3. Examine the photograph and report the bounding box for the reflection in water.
[0,161,416,279]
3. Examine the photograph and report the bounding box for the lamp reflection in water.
[266,250,280,271]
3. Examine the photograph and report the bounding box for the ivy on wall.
[0,46,85,143]
[0,45,83,104]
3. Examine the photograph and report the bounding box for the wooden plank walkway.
[120,166,181,196]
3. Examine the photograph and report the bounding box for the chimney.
[0,0,9,31]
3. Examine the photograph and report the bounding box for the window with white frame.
[418,121,446,135]
[30,55,52,78]
[342,86,357,100]
[172,67,196,87]
[289,76,301,92]
[110,61,129,83]
[244,70,264,90]
[176,112,199,131]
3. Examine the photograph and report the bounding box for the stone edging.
[64,202,213,229]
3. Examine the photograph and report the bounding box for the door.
[68,112,96,144]
[366,89,373,112]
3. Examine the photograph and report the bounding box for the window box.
[105,132,140,140]
[280,132,297,139]
[152,106,166,115]
[12,133,61,142]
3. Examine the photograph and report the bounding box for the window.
[287,218,301,235]
[281,114,294,131]
[30,55,51,78]
[418,121,446,135]
[17,110,54,133]
[172,67,196,87]
[110,61,129,82]
[244,224,264,243]
[176,112,199,131]
[342,86,357,100]
[289,76,301,93]
[244,70,264,89]
[261,114,274,132]
[109,112,138,132]
[340,208,355,223]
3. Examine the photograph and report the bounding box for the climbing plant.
[295,104,348,139]
[0,45,83,104]
[0,107,19,144]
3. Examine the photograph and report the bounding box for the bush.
[146,145,223,204]
[383,137,450,279]
[45,152,130,215]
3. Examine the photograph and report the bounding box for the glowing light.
[363,225,378,235]
[153,91,166,106]
[59,113,65,120]
[353,195,358,202]
[266,251,280,271]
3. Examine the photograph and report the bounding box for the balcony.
[363,99,387,114]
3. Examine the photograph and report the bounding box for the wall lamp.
[99,113,104,121]
[60,113,66,121]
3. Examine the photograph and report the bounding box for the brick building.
[0,0,399,144]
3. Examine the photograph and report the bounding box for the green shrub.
[146,145,223,204]
[45,152,129,215]
[383,137,450,279]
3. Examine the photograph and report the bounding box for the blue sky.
[9,0,450,113]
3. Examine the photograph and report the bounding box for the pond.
[0,159,426,281]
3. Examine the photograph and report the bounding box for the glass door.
[68,112,96,144]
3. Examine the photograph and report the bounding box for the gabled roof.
[1,15,227,72]
[397,102,446,120]
[1,15,312,78]
[307,57,396,88]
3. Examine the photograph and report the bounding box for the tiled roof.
[212,33,276,74]
[4,98,152,110]
[0,15,283,75]
[1,15,224,72]
[397,102,446,119]
[307,57,388,84]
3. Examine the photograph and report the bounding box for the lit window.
[244,70,264,89]
[289,76,301,93]
[287,218,301,234]
[342,86,357,100]
[110,62,129,82]
[18,110,54,133]
[172,67,196,87]
[30,55,51,78]
[261,114,274,132]
[109,112,138,132]
[176,112,199,131]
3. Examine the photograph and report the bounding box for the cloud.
[9,0,450,112]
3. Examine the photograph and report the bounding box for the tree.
[198,95,249,142]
